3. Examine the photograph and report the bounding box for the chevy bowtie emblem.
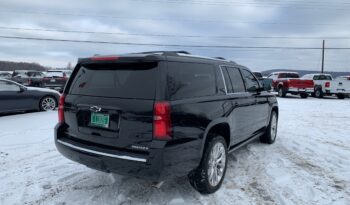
[90,106,102,112]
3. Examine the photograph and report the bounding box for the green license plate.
[90,113,110,128]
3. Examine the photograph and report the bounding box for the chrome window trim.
[57,139,147,163]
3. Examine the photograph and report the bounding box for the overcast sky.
[0,0,350,72]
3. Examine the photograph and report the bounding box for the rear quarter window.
[166,62,217,100]
[69,62,158,99]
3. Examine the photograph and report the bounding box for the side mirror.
[248,85,263,93]
[256,86,264,93]
[19,86,26,92]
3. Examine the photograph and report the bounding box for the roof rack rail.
[137,51,191,56]
[132,51,234,62]
[213,57,226,60]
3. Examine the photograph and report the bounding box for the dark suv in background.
[42,70,72,92]
[55,51,278,194]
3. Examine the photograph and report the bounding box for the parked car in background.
[0,79,60,114]
[55,51,278,194]
[0,71,12,79]
[42,70,72,92]
[268,72,314,98]
[302,73,350,99]
[253,71,273,91]
[11,70,45,87]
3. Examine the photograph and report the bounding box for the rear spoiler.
[78,55,164,64]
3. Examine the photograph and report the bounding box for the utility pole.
[321,40,325,73]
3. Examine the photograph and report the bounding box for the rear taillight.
[325,82,330,88]
[153,102,172,140]
[28,79,32,85]
[58,95,65,123]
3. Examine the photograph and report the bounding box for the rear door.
[222,66,252,144]
[64,61,159,149]
[241,69,270,138]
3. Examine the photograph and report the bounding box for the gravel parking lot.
[1,97,350,205]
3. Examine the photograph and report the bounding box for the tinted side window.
[287,73,299,78]
[226,67,246,93]
[221,67,233,93]
[241,69,260,92]
[167,62,216,100]
[0,81,20,91]
[279,73,286,78]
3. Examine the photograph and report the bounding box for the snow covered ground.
[1,97,350,205]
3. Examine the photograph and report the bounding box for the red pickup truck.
[267,72,314,98]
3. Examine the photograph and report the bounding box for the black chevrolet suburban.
[55,51,278,194]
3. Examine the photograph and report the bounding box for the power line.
[146,0,350,6]
[208,0,350,5]
[2,26,350,40]
[125,0,350,10]
[0,10,348,26]
[1,35,350,50]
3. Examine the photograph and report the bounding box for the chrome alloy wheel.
[208,142,226,187]
[270,112,278,141]
[41,97,56,111]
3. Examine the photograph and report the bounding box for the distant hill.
[0,61,48,71]
[261,69,350,77]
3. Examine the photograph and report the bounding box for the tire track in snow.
[224,144,280,205]
[275,145,350,201]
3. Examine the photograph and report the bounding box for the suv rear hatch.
[43,72,68,88]
[63,60,159,150]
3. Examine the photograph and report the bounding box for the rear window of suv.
[166,62,216,100]
[69,62,157,99]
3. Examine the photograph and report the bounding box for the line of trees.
[0,61,48,71]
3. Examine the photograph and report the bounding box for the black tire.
[188,135,228,194]
[300,93,308,98]
[260,111,278,144]
[315,88,324,98]
[337,94,345,99]
[277,87,286,97]
[39,96,57,111]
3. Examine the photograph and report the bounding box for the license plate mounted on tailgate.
[90,113,110,128]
